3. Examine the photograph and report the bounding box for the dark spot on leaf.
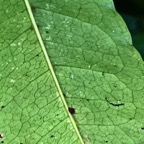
[46,31,49,33]
[31,5,36,12]
[113,64,117,67]
[50,135,54,138]
[110,103,124,107]
[105,140,108,143]
[0,134,4,139]
[59,119,63,122]
[105,97,124,107]
[1,141,4,143]
[37,24,40,28]
[63,93,66,97]
[141,127,144,130]
[25,74,28,76]
[79,6,82,11]
[29,25,33,30]
[113,84,117,87]
[86,99,89,101]
[36,54,39,57]
[102,72,104,76]
[84,137,90,142]
[68,107,75,114]
[1,105,5,109]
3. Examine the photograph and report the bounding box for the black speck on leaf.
[110,103,124,107]
[0,134,4,139]
[105,140,108,143]
[1,105,5,109]
[105,97,124,107]
[36,54,39,57]
[31,5,36,12]
[113,64,117,67]
[1,141,4,143]
[68,107,75,114]
[37,24,40,28]
[141,127,144,130]
[50,135,54,138]
[63,93,66,97]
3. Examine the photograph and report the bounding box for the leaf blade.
[29,0,144,143]
[0,0,82,143]
[24,0,84,143]
[0,0,144,143]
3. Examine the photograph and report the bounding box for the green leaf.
[0,0,144,144]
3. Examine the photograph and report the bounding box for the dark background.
[113,0,144,59]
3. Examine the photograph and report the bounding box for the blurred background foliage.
[113,0,144,59]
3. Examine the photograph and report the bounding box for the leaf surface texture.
[0,0,144,144]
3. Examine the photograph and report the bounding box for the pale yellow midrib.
[24,0,84,144]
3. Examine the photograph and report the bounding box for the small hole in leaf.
[68,107,75,114]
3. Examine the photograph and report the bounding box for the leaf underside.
[0,0,144,144]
